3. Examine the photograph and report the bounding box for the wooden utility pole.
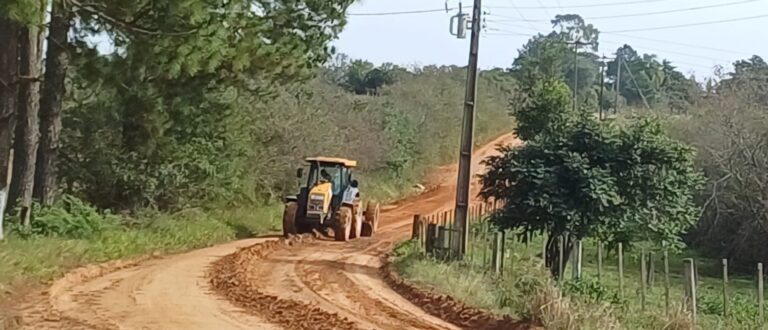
[614,55,622,114]
[452,0,482,259]
[572,41,579,113]
[564,40,592,114]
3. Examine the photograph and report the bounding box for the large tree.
[480,113,703,277]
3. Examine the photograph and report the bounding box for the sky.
[333,0,768,80]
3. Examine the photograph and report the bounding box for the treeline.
[672,56,768,270]
[0,0,357,238]
[0,1,514,239]
[506,14,768,271]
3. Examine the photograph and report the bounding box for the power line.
[605,13,768,33]
[348,7,458,16]
[581,0,760,20]
[494,0,542,32]
[487,0,667,10]
[600,39,732,63]
[486,28,732,70]
[487,21,756,57]
[602,32,754,56]
[488,0,761,22]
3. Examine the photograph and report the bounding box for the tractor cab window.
[309,163,346,195]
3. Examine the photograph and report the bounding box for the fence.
[410,204,768,328]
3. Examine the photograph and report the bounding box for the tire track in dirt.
[12,132,521,330]
[212,133,524,330]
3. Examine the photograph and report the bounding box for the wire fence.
[410,204,768,328]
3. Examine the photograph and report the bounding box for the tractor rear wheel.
[334,207,353,242]
[362,202,380,237]
[350,208,363,239]
[283,202,299,238]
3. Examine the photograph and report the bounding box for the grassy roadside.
[0,205,283,291]
[392,240,624,329]
[394,229,768,330]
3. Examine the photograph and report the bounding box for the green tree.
[510,78,574,141]
[479,117,703,277]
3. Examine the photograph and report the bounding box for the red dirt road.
[15,133,519,330]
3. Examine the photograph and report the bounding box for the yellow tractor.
[283,157,380,241]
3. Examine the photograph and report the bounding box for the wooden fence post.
[541,232,547,265]
[412,215,422,240]
[722,259,729,319]
[500,230,507,276]
[684,258,697,325]
[572,240,582,280]
[618,242,624,299]
[648,252,655,288]
[426,223,438,254]
[558,235,565,282]
[641,248,647,311]
[757,262,765,325]
[492,231,502,274]
[597,242,603,283]
[664,250,670,314]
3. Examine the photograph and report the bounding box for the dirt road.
[17,133,518,330]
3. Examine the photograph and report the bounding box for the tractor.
[283,157,380,241]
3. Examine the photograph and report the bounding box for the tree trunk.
[0,17,20,240]
[11,24,44,228]
[545,232,574,279]
[34,2,70,206]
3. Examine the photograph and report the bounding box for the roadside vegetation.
[0,1,515,324]
[395,14,768,330]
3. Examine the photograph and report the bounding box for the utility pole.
[572,41,578,113]
[615,55,622,114]
[598,55,613,121]
[599,61,605,121]
[453,0,482,259]
[565,39,591,113]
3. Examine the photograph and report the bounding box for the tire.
[283,202,299,238]
[350,209,363,239]
[362,202,380,237]
[334,207,353,242]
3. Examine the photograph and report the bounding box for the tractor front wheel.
[334,207,353,242]
[283,202,299,238]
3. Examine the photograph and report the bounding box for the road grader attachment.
[283,157,380,241]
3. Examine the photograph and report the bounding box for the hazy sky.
[333,0,768,79]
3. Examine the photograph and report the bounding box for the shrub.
[10,195,119,239]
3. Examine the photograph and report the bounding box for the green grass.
[0,204,282,292]
[393,239,624,329]
[460,228,768,329]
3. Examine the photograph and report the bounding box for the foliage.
[8,195,119,239]
[561,276,622,305]
[606,45,700,111]
[510,78,574,141]
[0,203,282,291]
[670,59,768,270]
[480,116,703,275]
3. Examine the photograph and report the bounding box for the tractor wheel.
[350,209,363,239]
[283,202,299,238]
[334,207,353,242]
[362,202,380,237]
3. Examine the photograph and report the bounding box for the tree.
[27,0,356,208]
[34,1,70,206]
[551,14,599,51]
[10,5,45,227]
[480,117,703,277]
[0,13,22,240]
[510,78,575,141]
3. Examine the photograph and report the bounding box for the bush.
[561,276,622,305]
[10,195,119,239]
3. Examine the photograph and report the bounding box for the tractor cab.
[284,157,379,241]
